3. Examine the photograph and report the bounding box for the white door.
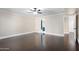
[68,14,76,41]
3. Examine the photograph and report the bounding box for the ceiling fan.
[27,8,42,15]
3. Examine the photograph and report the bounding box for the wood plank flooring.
[0,33,78,51]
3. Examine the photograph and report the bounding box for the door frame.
[76,14,78,44]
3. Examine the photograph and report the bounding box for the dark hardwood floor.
[64,33,79,51]
[64,34,76,51]
[0,33,78,51]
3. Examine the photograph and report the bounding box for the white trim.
[0,32,64,40]
[77,39,79,44]
[0,32,35,40]
[35,32,64,37]
[46,33,64,37]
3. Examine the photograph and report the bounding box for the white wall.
[0,11,36,37]
[44,14,64,35]
[35,16,41,32]
[64,16,69,33]
[0,9,64,38]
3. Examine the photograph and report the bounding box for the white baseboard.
[46,33,64,37]
[35,32,64,37]
[0,32,64,40]
[0,32,35,40]
[77,40,79,44]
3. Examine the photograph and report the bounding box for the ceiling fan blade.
[26,10,33,13]
[27,11,33,13]
[23,8,33,13]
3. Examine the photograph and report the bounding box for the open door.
[68,14,76,41]
[40,18,46,48]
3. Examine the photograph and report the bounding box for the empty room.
[0,8,79,51]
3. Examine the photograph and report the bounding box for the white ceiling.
[0,8,65,16]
